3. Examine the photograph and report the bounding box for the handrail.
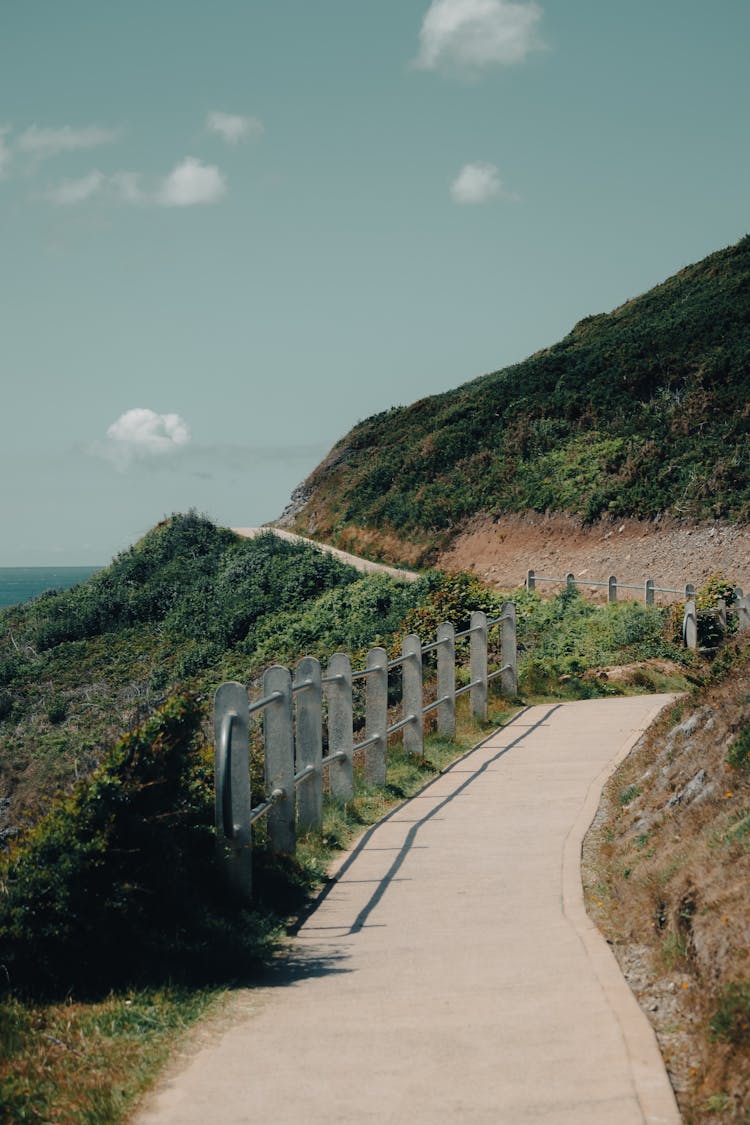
[214,603,518,899]
[218,711,236,839]
[247,690,283,716]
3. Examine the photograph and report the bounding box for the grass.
[0,691,515,1124]
[0,988,218,1123]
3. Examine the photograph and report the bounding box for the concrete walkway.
[137,696,680,1125]
[231,526,419,582]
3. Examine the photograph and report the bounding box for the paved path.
[137,696,680,1125]
[231,526,419,582]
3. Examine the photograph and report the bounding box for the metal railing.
[682,595,750,650]
[213,606,517,901]
[526,569,698,605]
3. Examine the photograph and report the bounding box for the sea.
[0,567,102,609]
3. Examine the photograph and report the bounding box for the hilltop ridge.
[284,235,750,567]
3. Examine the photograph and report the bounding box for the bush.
[0,695,281,997]
[710,982,750,1045]
[727,726,750,772]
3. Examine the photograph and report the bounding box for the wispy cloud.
[0,128,11,178]
[156,157,226,206]
[450,161,516,203]
[45,158,225,208]
[16,124,120,158]
[45,170,106,205]
[415,0,543,74]
[93,408,191,470]
[207,111,263,145]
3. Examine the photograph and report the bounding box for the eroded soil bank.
[582,640,750,1121]
[437,513,750,597]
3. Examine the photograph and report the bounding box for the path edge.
[562,695,682,1125]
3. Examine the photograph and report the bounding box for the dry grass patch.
[583,636,750,1122]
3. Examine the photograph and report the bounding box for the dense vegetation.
[289,235,750,560]
[0,514,424,836]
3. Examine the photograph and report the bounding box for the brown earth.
[437,513,750,600]
[582,639,750,1122]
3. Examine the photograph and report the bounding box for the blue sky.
[2,0,749,564]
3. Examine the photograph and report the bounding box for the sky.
[2,0,749,565]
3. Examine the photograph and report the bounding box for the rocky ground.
[582,647,750,1122]
[437,513,750,599]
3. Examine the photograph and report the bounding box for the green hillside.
[289,235,750,562]
[0,514,425,837]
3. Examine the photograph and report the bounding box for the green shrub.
[0,695,284,998]
[710,982,750,1044]
[727,726,750,772]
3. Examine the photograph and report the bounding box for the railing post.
[263,666,295,855]
[735,587,744,601]
[645,579,655,606]
[608,576,617,603]
[566,572,575,591]
[738,596,750,633]
[295,657,322,834]
[402,634,423,756]
[683,600,698,651]
[501,603,517,697]
[685,583,695,601]
[527,569,535,592]
[437,622,456,738]
[470,610,488,722]
[213,682,253,903]
[717,598,728,631]
[327,653,354,801]
[365,647,388,787]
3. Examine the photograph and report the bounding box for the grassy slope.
[289,235,750,563]
[584,637,750,1122]
[0,514,424,836]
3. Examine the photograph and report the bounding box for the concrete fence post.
[295,657,322,834]
[737,596,750,633]
[566,572,575,592]
[645,579,655,606]
[365,647,388,786]
[735,587,744,601]
[327,653,354,801]
[717,599,728,631]
[501,602,517,697]
[263,666,296,855]
[685,583,695,601]
[683,600,698,651]
[402,634,424,756]
[527,569,535,592]
[470,610,488,722]
[213,681,253,903]
[437,622,456,738]
[608,576,617,603]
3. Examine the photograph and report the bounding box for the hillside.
[285,235,750,566]
[0,514,427,839]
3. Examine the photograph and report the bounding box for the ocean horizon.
[0,567,102,608]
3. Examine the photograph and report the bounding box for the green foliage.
[515,587,683,692]
[710,982,750,1045]
[300,235,750,542]
[727,727,750,772]
[619,784,641,806]
[0,695,281,997]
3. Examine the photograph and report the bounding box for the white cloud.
[17,124,119,158]
[45,170,106,205]
[156,156,226,206]
[44,160,226,208]
[207,111,263,144]
[450,161,516,203]
[415,0,543,73]
[96,408,191,470]
[0,128,11,178]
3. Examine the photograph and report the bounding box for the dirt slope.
[437,513,750,599]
